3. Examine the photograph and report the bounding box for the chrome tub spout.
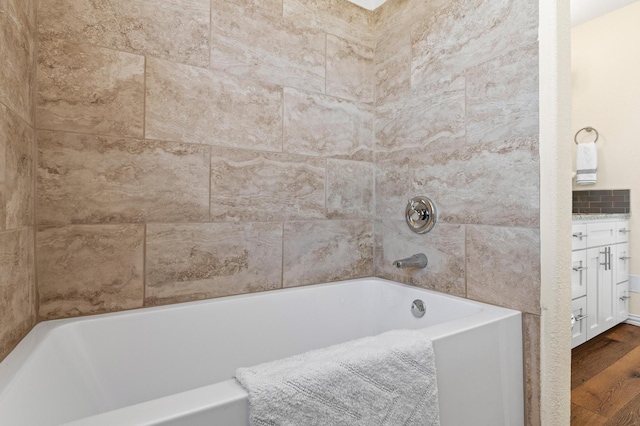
[393,253,428,269]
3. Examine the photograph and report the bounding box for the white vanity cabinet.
[571,217,630,348]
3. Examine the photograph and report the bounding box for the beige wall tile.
[375,220,466,297]
[326,35,373,103]
[410,0,538,90]
[0,228,36,361]
[412,137,540,227]
[38,0,210,66]
[283,87,373,161]
[375,29,410,105]
[327,159,373,219]
[283,0,373,47]
[374,0,448,35]
[37,41,144,138]
[0,104,34,230]
[37,224,144,320]
[283,220,373,287]
[465,43,539,145]
[211,0,325,93]
[146,57,283,151]
[210,147,325,221]
[226,0,283,14]
[466,225,540,314]
[374,150,413,220]
[37,130,210,226]
[145,222,283,305]
[0,6,35,124]
[375,77,465,154]
[524,313,541,426]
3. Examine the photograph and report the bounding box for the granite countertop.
[572,213,631,221]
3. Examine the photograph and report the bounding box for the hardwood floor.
[572,324,640,425]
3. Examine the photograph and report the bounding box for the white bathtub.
[0,278,524,425]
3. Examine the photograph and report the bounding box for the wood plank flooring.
[572,324,640,425]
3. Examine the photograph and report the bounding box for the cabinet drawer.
[615,243,630,284]
[571,250,588,299]
[571,296,588,348]
[572,224,588,250]
[586,222,616,247]
[616,282,630,323]
[617,221,630,243]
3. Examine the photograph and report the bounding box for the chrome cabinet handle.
[619,228,631,234]
[620,296,631,301]
[572,266,588,272]
[620,256,631,261]
[575,314,588,321]
[600,247,612,270]
[572,232,587,240]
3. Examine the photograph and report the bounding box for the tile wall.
[0,0,37,361]
[0,0,543,423]
[35,0,375,319]
[572,189,631,214]
[373,0,541,423]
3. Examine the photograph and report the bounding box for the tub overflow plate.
[411,299,426,318]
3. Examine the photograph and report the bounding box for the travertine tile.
[375,77,465,154]
[0,104,34,230]
[211,0,325,93]
[37,131,210,225]
[37,41,144,138]
[374,149,413,220]
[375,29,410,105]
[146,57,283,151]
[38,0,210,66]
[327,159,373,219]
[524,313,541,426]
[326,35,373,103]
[374,0,448,36]
[145,222,283,305]
[226,0,283,14]
[466,225,540,314]
[283,87,373,161]
[412,137,540,227]
[283,220,373,287]
[284,0,373,47]
[210,147,325,221]
[0,228,35,361]
[37,224,144,320]
[410,0,538,89]
[465,43,539,145]
[0,7,35,124]
[375,220,466,297]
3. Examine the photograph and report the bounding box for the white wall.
[572,1,640,313]
[540,0,572,423]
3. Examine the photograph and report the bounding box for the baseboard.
[625,314,640,327]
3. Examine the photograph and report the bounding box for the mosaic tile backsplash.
[572,189,631,214]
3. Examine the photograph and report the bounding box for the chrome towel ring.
[574,126,599,145]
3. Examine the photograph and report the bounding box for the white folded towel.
[576,142,597,185]
[236,329,440,426]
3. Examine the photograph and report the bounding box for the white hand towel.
[576,142,597,185]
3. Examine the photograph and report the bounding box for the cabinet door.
[586,246,616,339]
[615,243,630,284]
[571,296,588,348]
[616,282,630,323]
[586,222,616,247]
[571,250,588,299]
